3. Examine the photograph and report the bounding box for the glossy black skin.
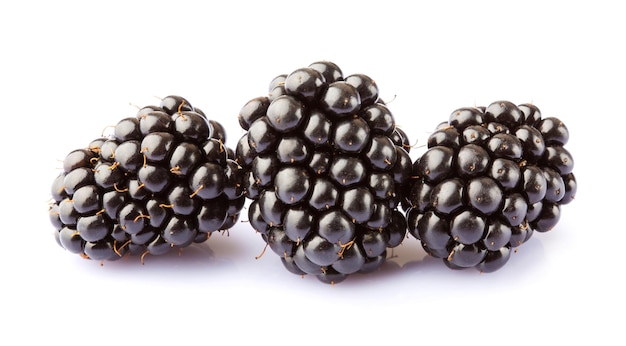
[413,146,454,183]
[174,111,212,142]
[362,103,395,136]
[138,110,172,135]
[345,74,379,107]
[537,117,569,145]
[238,96,270,131]
[334,117,370,153]
[114,117,142,142]
[159,95,193,115]
[251,154,278,187]
[320,81,361,116]
[50,96,245,263]
[284,68,326,104]
[484,101,523,129]
[266,95,306,132]
[448,107,484,129]
[456,144,489,177]
[277,137,309,164]
[115,140,143,172]
[309,178,339,210]
[309,61,343,84]
[407,101,575,273]
[274,167,311,205]
[63,167,95,195]
[515,125,545,163]
[236,61,410,284]
[430,178,464,215]
[63,149,97,173]
[429,127,461,149]
[247,117,278,154]
[518,103,542,125]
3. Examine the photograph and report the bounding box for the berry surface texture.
[236,61,413,284]
[406,101,576,272]
[49,96,246,264]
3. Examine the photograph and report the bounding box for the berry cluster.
[48,63,577,284]
[49,96,245,263]
[405,101,576,272]
[235,61,412,284]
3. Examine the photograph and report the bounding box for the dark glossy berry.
[430,178,464,214]
[329,156,366,187]
[303,110,332,147]
[390,127,411,154]
[276,137,309,164]
[320,81,361,116]
[266,95,306,133]
[542,145,574,175]
[361,103,395,135]
[515,125,545,162]
[138,110,172,135]
[308,61,343,83]
[345,73,379,107]
[236,62,410,284]
[77,214,111,242]
[448,107,483,130]
[114,140,143,172]
[487,133,523,160]
[188,163,225,200]
[50,96,244,263]
[138,165,171,193]
[537,117,569,145]
[530,202,561,232]
[169,142,203,176]
[341,187,375,223]
[560,173,577,205]
[284,68,326,104]
[518,103,542,125]
[333,117,370,153]
[173,111,211,142]
[365,136,397,170]
[238,96,270,131]
[63,149,97,173]
[484,101,523,129]
[160,95,193,115]
[456,144,489,177]
[274,167,311,205]
[72,185,101,214]
[413,146,454,183]
[428,126,460,149]
[247,117,278,153]
[141,132,175,163]
[406,101,575,272]
[522,165,547,204]
[309,178,339,210]
[462,125,491,145]
[114,117,142,142]
[63,167,95,195]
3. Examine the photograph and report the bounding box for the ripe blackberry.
[237,61,411,284]
[405,101,576,272]
[49,95,245,263]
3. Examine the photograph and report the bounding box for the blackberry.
[237,61,411,284]
[406,101,576,272]
[49,95,245,263]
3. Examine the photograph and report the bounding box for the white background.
[1,0,623,344]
